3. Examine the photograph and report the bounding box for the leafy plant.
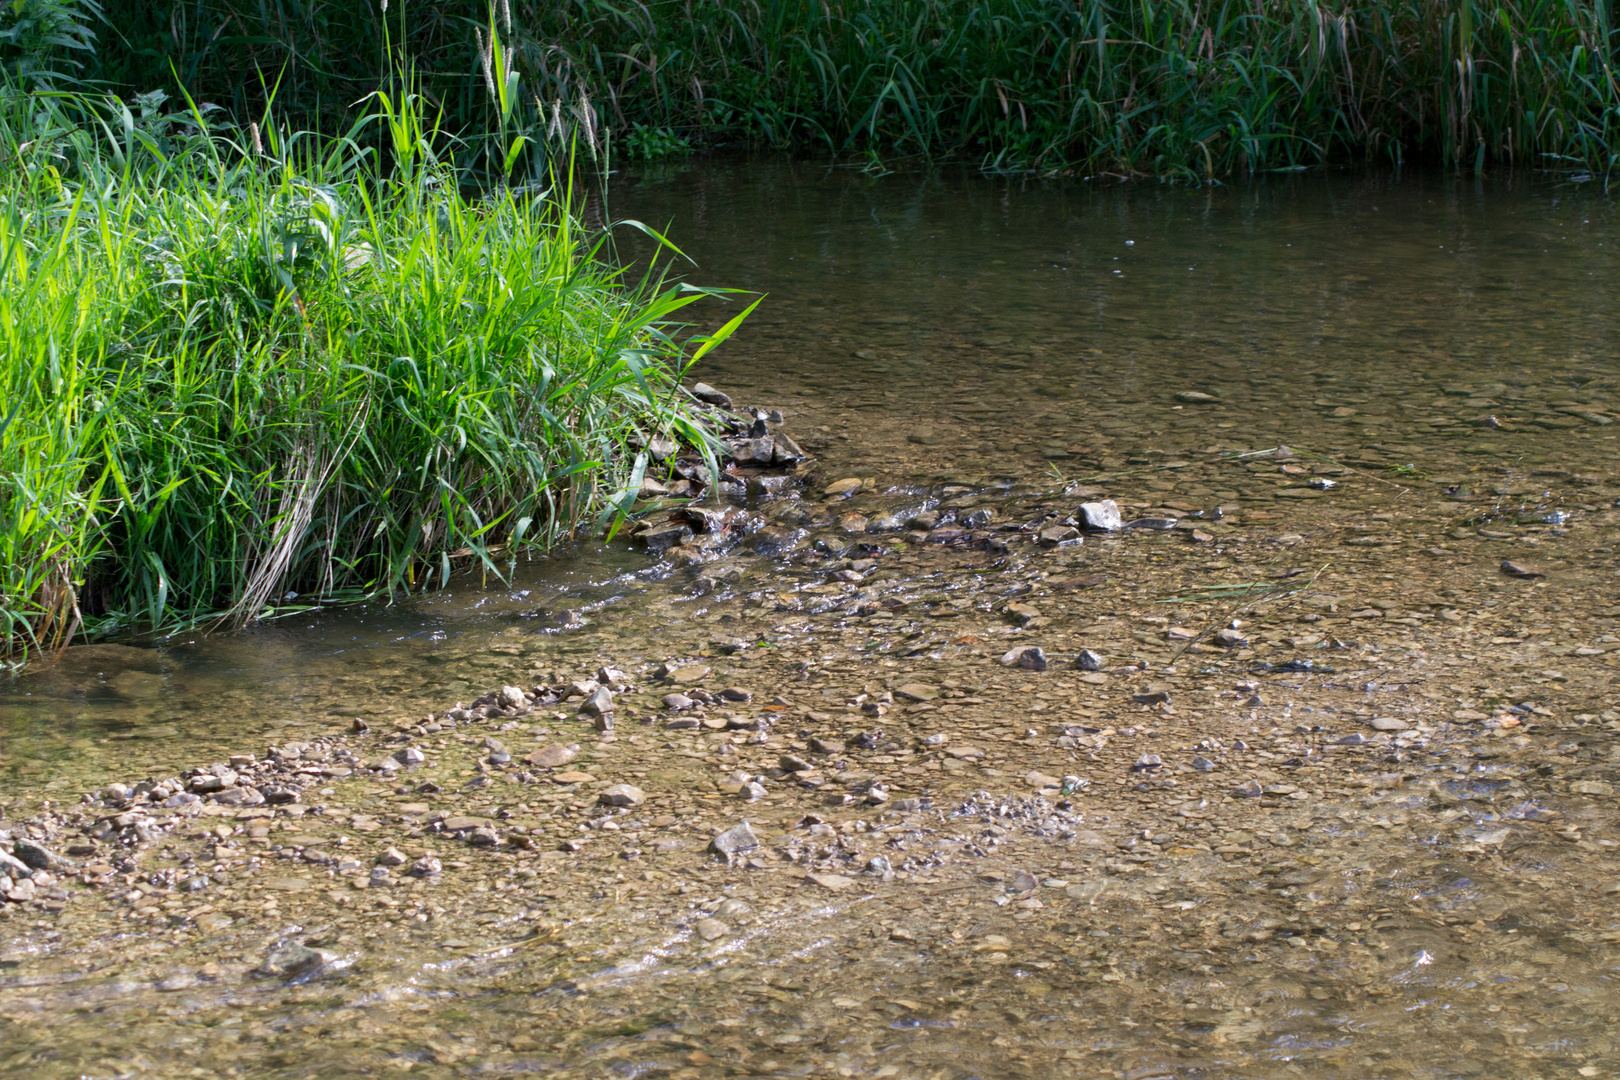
[79,0,1620,177]
[621,123,691,160]
[0,0,102,81]
[0,82,746,667]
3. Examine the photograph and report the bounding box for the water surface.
[2,163,1619,1080]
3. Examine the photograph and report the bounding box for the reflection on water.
[3,163,1620,1078]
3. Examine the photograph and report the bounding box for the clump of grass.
[84,0,1620,177]
[0,81,742,668]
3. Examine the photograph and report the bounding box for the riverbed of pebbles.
[3,391,1620,1079]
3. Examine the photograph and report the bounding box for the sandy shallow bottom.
[3,432,1620,1079]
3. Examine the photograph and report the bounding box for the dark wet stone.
[1191,756,1216,772]
[1232,780,1264,798]
[1132,754,1163,772]
[636,523,694,554]
[730,437,775,465]
[1213,628,1249,648]
[13,839,73,873]
[1501,560,1546,578]
[1005,603,1042,628]
[674,506,728,534]
[1000,646,1048,671]
[771,432,808,465]
[1076,649,1105,672]
[745,526,799,553]
[691,382,731,408]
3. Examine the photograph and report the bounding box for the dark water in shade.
[2,161,1619,1080]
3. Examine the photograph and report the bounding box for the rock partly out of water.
[1079,500,1122,531]
[1076,649,1105,672]
[13,838,74,873]
[598,784,645,807]
[258,942,333,978]
[710,821,759,859]
[1000,646,1048,671]
[690,382,731,407]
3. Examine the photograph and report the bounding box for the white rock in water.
[1079,500,1122,531]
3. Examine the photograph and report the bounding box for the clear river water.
[1,162,1618,1080]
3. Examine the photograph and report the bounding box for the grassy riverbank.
[79,0,1620,176]
[0,86,731,666]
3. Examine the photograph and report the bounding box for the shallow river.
[2,163,1619,1079]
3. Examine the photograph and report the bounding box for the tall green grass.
[79,0,1620,176]
[0,82,739,667]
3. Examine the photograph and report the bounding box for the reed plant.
[0,82,740,667]
[83,0,1620,176]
